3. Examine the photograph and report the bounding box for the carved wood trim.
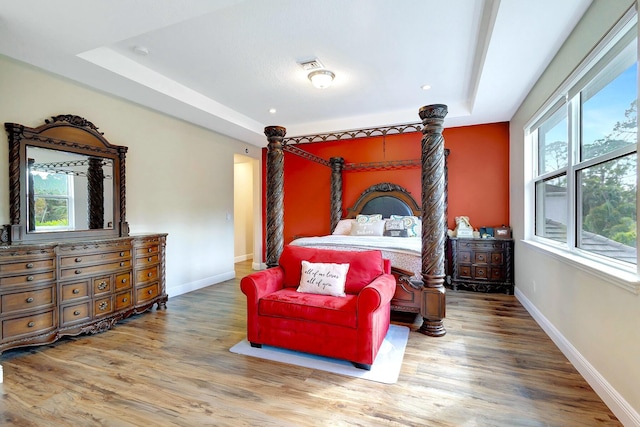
[283,122,423,144]
[265,126,286,268]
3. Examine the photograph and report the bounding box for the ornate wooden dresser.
[446,237,514,294]
[1,114,168,354]
[0,234,167,353]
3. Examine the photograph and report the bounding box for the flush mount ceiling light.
[308,70,335,89]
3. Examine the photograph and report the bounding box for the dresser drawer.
[135,245,159,257]
[60,260,131,279]
[59,250,131,267]
[61,281,90,302]
[115,272,132,291]
[93,276,113,295]
[93,296,114,317]
[115,290,133,311]
[473,252,490,264]
[491,252,504,265]
[2,309,55,340]
[472,266,489,280]
[61,302,91,326]
[1,286,55,314]
[0,271,55,286]
[137,283,159,304]
[137,254,159,266]
[136,266,159,284]
[0,259,54,275]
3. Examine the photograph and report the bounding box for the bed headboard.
[345,182,421,218]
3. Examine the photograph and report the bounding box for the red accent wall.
[261,122,509,258]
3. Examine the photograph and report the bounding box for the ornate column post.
[329,157,345,233]
[117,147,129,236]
[87,157,104,229]
[264,126,286,268]
[418,104,448,337]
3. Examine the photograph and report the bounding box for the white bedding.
[290,235,422,276]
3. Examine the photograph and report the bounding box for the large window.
[531,14,637,268]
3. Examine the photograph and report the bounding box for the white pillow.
[297,261,350,297]
[332,219,354,235]
[350,220,385,236]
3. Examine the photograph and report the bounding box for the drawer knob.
[98,281,107,290]
[148,257,152,262]
[148,248,152,253]
[74,310,80,316]
[478,271,485,276]
[75,257,82,263]
[147,272,153,277]
[27,321,35,328]
[73,288,80,294]
[478,255,485,261]
[99,301,108,311]
[26,275,34,281]
[26,297,34,303]
[120,252,125,257]
[148,289,153,294]
[75,269,82,275]
[120,262,125,267]
[26,263,34,269]
[121,278,127,283]
[122,297,128,303]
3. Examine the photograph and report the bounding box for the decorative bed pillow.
[297,260,350,297]
[332,219,354,235]
[390,215,421,237]
[356,214,383,223]
[384,219,409,237]
[350,220,385,236]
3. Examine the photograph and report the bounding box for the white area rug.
[229,324,410,384]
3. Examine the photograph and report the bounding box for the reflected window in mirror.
[27,146,114,233]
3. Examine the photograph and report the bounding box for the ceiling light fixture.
[421,84,431,90]
[132,46,149,56]
[308,70,335,89]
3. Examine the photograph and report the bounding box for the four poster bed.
[290,183,425,314]
[263,104,449,336]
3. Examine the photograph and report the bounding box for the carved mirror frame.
[2,115,128,243]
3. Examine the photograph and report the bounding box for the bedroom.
[0,0,638,425]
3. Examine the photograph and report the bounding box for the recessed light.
[421,84,431,90]
[269,108,277,114]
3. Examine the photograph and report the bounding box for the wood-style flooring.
[0,260,620,426]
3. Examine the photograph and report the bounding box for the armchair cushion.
[279,245,384,294]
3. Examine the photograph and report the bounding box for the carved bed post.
[264,126,287,268]
[329,157,344,232]
[418,104,448,337]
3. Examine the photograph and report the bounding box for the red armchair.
[240,245,396,370]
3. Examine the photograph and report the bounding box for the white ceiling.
[0,0,592,146]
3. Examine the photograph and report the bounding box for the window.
[530,13,637,268]
[32,171,75,230]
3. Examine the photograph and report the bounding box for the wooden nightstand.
[446,237,514,294]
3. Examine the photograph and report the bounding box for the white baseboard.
[167,270,235,298]
[251,261,267,271]
[515,288,640,427]
[234,253,253,263]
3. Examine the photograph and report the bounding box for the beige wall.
[0,55,261,297]
[510,0,639,424]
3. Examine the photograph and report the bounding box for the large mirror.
[3,115,128,243]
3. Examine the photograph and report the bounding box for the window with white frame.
[32,171,75,231]
[530,11,637,267]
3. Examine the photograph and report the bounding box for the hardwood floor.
[0,260,620,426]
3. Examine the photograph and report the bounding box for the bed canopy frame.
[264,104,448,337]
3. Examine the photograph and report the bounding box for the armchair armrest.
[357,273,396,313]
[240,267,285,302]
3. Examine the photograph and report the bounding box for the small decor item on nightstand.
[495,225,512,239]
[454,216,474,238]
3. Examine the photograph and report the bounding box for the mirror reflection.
[27,146,114,232]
